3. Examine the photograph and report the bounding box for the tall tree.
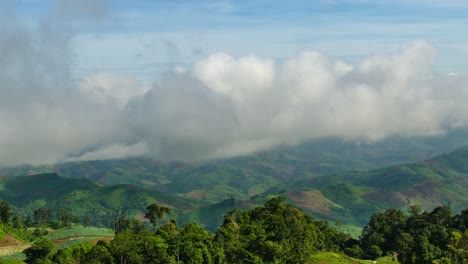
[0,201,12,226]
[12,215,25,229]
[145,203,170,230]
[112,205,128,234]
[34,208,52,227]
[179,223,213,264]
[57,208,74,228]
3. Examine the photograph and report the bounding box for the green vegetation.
[1,198,468,263]
[3,128,468,208]
[261,146,468,228]
[0,173,194,228]
[3,146,468,233]
[44,226,113,241]
[145,203,170,230]
[358,205,468,263]
[0,198,355,263]
[1,133,468,262]
[178,197,253,232]
[23,238,54,263]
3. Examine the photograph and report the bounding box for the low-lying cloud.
[2,2,468,167]
[129,41,466,161]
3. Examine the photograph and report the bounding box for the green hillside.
[2,128,468,208]
[272,147,468,227]
[179,146,468,231]
[1,133,468,232]
[0,173,194,227]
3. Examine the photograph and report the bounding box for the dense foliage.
[359,205,468,263]
[0,198,468,263]
[0,198,352,263]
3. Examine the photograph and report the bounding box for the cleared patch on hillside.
[183,190,208,200]
[139,180,157,186]
[402,179,443,199]
[0,235,24,247]
[286,190,338,216]
[401,179,447,210]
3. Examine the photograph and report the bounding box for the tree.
[0,200,12,226]
[213,197,328,263]
[12,215,25,229]
[82,241,114,264]
[145,203,170,230]
[115,218,146,234]
[51,249,72,264]
[112,205,128,234]
[110,229,175,264]
[178,223,213,264]
[360,208,407,259]
[57,208,74,228]
[23,238,54,264]
[82,215,91,227]
[158,220,181,263]
[34,208,52,227]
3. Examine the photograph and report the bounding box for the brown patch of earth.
[184,190,207,200]
[52,236,111,244]
[0,235,24,247]
[89,236,113,245]
[286,190,337,216]
[0,244,30,256]
[0,234,29,256]
[140,180,157,186]
[452,177,468,188]
[135,212,147,222]
[402,179,443,199]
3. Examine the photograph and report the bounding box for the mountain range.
[1,130,468,233]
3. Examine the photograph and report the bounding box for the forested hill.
[179,146,468,232]
[267,146,468,227]
[0,173,194,227]
[1,133,468,234]
[3,146,467,235]
[2,129,468,207]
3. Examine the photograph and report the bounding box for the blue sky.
[12,0,468,81]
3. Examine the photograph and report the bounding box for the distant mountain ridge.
[2,128,468,205]
[2,132,468,232]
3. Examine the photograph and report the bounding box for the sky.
[2,0,468,166]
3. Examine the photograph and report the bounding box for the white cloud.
[120,40,468,161]
[2,1,468,166]
[78,72,148,108]
[64,142,148,162]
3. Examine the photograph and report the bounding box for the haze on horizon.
[2,0,468,167]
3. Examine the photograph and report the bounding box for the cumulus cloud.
[0,0,129,166]
[128,41,463,160]
[2,1,468,166]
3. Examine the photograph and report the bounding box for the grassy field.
[44,225,113,241]
[309,252,398,263]
[0,225,114,262]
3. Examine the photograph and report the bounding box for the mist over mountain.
[4,2,468,263]
[2,1,468,168]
